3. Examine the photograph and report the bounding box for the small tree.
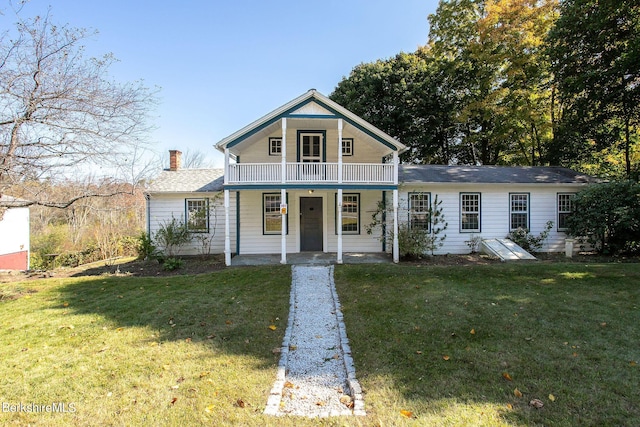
[426,195,448,255]
[566,181,640,254]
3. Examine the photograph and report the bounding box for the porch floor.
[230,252,391,266]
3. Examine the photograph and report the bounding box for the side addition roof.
[147,169,225,193]
[215,89,407,154]
[400,165,601,185]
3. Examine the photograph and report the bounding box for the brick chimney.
[169,150,182,171]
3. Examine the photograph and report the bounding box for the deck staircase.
[481,239,536,261]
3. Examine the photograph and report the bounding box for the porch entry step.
[481,238,536,261]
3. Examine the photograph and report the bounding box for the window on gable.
[336,193,360,234]
[341,138,354,156]
[263,193,287,234]
[557,193,574,231]
[186,198,209,233]
[509,193,529,231]
[409,193,430,231]
[269,138,282,156]
[460,193,480,232]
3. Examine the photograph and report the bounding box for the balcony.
[226,162,396,185]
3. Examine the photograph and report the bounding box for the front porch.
[230,252,392,266]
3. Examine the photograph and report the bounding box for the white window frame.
[460,192,481,232]
[336,193,360,235]
[409,192,431,231]
[341,138,354,156]
[185,198,209,233]
[269,137,282,156]
[557,193,574,231]
[509,193,530,231]
[263,193,285,235]
[300,132,323,163]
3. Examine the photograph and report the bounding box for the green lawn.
[1,262,638,426]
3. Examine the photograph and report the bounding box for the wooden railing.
[227,162,395,184]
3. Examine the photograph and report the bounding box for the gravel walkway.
[264,265,365,417]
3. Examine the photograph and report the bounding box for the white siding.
[395,184,584,255]
[0,206,30,256]
[238,190,384,254]
[148,192,236,256]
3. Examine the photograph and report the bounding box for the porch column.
[224,189,231,266]
[281,188,287,264]
[393,189,399,263]
[337,188,343,264]
[224,148,229,185]
[337,119,343,184]
[281,118,287,264]
[281,118,287,183]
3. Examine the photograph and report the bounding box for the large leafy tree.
[547,0,640,179]
[0,6,158,210]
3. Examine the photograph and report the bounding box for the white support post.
[337,188,343,264]
[281,118,287,183]
[393,151,399,185]
[280,188,287,264]
[224,148,230,185]
[224,189,231,266]
[337,119,343,184]
[393,189,399,263]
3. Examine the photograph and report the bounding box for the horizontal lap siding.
[148,193,235,256]
[325,190,384,252]
[397,184,583,255]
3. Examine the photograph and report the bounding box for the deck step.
[481,239,536,261]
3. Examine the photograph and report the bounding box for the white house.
[146,90,598,265]
[0,195,30,271]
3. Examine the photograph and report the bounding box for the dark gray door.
[300,197,323,251]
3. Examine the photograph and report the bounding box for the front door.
[300,197,323,251]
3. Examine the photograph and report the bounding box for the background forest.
[3,0,638,267]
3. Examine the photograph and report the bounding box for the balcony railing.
[227,162,395,185]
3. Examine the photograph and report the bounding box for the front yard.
[1,260,638,426]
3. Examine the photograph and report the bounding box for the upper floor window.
[460,193,480,232]
[409,193,430,231]
[509,193,529,231]
[341,138,354,156]
[269,137,282,156]
[557,193,575,231]
[186,198,209,232]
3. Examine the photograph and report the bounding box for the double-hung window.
[557,193,574,231]
[263,193,285,234]
[409,193,430,231]
[509,193,529,231]
[186,198,209,232]
[460,193,481,232]
[337,193,360,234]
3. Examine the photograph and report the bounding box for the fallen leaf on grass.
[400,409,414,418]
[199,371,210,378]
[514,388,523,398]
[204,404,215,413]
[185,337,192,343]
[630,361,637,367]
[470,328,476,335]
[415,350,423,355]
[548,394,556,402]
[529,399,544,409]
[268,325,277,331]
[502,372,513,381]
[170,397,177,405]
[442,355,450,361]
[236,398,247,408]
[340,395,354,408]
[58,325,74,330]
[271,347,281,354]
[225,320,233,325]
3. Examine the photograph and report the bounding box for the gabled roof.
[400,165,600,184]
[215,89,407,153]
[147,169,224,193]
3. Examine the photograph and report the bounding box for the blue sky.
[7,0,439,168]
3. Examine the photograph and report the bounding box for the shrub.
[154,216,191,257]
[136,231,157,260]
[566,181,640,254]
[507,221,553,253]
[162,257,184,271]
[396,224,431,259]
